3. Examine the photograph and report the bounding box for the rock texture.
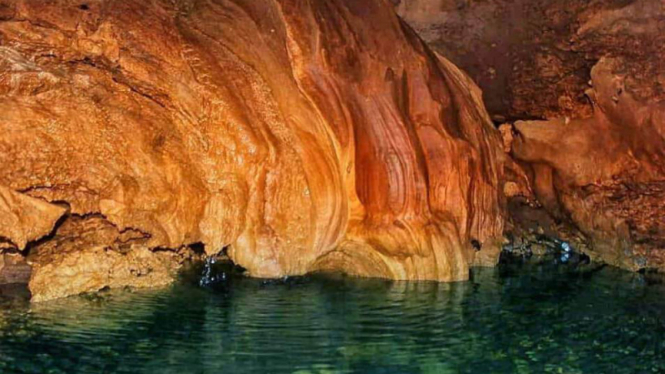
[0,253,31,284]
[395,0,665,121]
[397,0,665,271]
[28,216,199,302]
[510,58,665,271]
[0,0,508,300]
[0,186,66,250]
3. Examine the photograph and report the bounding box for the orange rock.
[0,0,507,298]
[28,216,199,302]
[399,0,664,271]
[0,186,66,250]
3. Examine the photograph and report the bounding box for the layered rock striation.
[0,0,507,300]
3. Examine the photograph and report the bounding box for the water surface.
[0,258,664,373]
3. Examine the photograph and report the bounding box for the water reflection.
[0,259,664,373]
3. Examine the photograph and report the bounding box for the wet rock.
[28,216,200,302]
[0,0,509,300]
[0,253,31,284]
[530,243,548,257]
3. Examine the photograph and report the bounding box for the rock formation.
[28,215,200,302]
[395,0,665,121]
[510,58,665,271]
[0,0,508,300]
[0,185,66,250]
[397,0,664,270]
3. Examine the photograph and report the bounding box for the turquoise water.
[0,257,664,374]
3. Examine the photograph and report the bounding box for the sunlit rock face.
[0,0,507,299]
[395,0,665,271]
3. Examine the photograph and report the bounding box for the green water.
[0,257,663,374]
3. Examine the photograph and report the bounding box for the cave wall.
[395,0,665,121]
[0,0,509,300]
[396,0,665,270]
[3,0,660,302]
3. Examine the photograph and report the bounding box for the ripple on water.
[0,260,664,374]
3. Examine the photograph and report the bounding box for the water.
[0,258,664,374]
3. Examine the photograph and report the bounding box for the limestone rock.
[0,185,67,250]
[397,0,664,272]
[0,253,31,284]
[511,58,665,271]
[0,0,507,297]
[395,0,665,121]
[28,216,199,302]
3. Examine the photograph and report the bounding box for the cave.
[0,0,663,372]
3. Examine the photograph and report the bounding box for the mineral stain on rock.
[0,0,509,301]
[1,0,662,302]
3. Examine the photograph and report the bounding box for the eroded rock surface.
[0,186,66,250]
[396,0,665,121]
[510,58,665,271]
[397,0,664,270]
[0,0,508,300]
[0,253,31,284]
[28,216,199,302]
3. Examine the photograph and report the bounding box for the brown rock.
[0,253,31,284]
[512,58,665,271]
[395,0,665,121]
[396,0,664,272]
[0,0,508,299]
[530,243,548,257]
